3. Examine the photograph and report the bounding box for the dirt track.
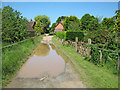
[5,35,86,88]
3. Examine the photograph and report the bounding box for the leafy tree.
[49,23,56,32]
[56,16,67,24]
[81,14,100,32]
[113,10,120,33]
[0,8,1,21]
[34,20,43,35]
[85,29,111,44]
[63,15,81,31]
[68,21,81,31]
[2,6,28,42]
[101,17,115,32]
[34,15,51,33]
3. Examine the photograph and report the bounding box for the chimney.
[61,19,64,24]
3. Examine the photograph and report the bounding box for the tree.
[49,23,56,32]
[63,15,81,31]
[68,21,81,31]
[34,15,51,33]
[85,29,111,44]
[34,20,43,35]
[101,17,115,32]
[2,6,28,42]
[113,10,120,33]
[81,14,100,32]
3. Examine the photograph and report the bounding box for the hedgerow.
[56,31,84,41]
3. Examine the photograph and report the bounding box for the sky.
[2,0,120,2]
[2,2,119,26]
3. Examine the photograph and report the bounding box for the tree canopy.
[81,14,100,32]
[113,10,120,33]
[49,23,56,32]
[101,17,115,32]
[34,15,51,33]
[2,6,28,42]
[63,15,81,31]
[34,20,43,35]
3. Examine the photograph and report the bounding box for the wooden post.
[118,52,120,71]
[100,49,102,64]
[87,39,91,57]
[88,38,91,44]
[80,44,83,55]
[62,39,64,44]
[75,37,78,52]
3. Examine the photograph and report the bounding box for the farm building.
[27,19,36,37]
[27,19,44,37]
[54,20,64,33]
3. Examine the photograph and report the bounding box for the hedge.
[56,31,84,41]
[56,31,66,40]
[66,31,84,41]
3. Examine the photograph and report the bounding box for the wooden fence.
[57,37,120,71]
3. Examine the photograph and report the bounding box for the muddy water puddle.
[18,43,66,78]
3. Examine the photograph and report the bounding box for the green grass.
[2,36,44,87]
[52,36,118,88]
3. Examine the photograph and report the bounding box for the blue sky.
[2,2,119,25]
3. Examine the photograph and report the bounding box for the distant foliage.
[63,15,81,31]
[2,6,28,42]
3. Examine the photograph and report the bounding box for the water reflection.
[18,43,66,78]
[34,43,50,56]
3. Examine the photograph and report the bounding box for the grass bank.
[52,36,118,88]
[2,36,44,87]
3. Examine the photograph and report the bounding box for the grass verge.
[52,36,118,88]
[2,36,44,87]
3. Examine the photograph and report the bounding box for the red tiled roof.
[55,23,64,29]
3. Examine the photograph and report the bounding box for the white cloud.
[2,0,120,2]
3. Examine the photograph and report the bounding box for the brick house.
[54,20,64,33]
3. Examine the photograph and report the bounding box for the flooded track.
[5,35,86,88]
[18,43,66,78]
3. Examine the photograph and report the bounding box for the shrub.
[56,31,66,40]
[49,32,56,36]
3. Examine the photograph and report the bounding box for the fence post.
[80,43,83,55]
[75,37,78,52]
[62,39,64,44]
[87,39,91,57]
[118,52,120,71]
[100,49,102,64]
